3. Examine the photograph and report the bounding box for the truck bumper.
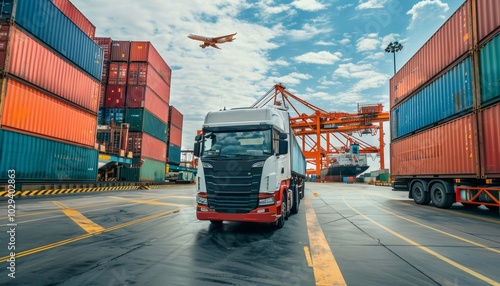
[196,205,280,223]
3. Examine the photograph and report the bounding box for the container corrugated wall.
[0,129,98,181]
[1,25,100,112]
[121,158,165,182]
[167,144,181,165]
[94,37,112,61]
[391,57,473,139]
[479,32,500,106]
[389,1,472,109]
[169,125,182,146]
[110,41,130,62]
[104,85,126,108]
[52,0,96,39]
[1,78,97,147]
[130,41,172,86]
[391,114,477,177]
[128,63,170,104]
[125,109,168,142]
[108,62,128,85]
[126,85,169,123]
[169,106,183,128]
[477,0,500,43]
[128,132,167,162]
[480,102,500,178]
[1,0,104,80]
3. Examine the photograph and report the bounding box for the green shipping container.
[379,173,391,183]
[125,109,168,142]
[0,130,98,181]
[480,32,500,105]
[121,158,165,182]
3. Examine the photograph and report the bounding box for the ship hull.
[320,165,369,182]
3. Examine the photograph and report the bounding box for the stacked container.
[167,106,183,165]
[95,39,172,181]
[390,0,500,180]
[0,0,103,181]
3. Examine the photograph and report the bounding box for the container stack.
[94,38,172,182]
[0,0,103,182]
[167,106,184,167]
[390,0,500,179]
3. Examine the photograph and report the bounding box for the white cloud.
[291,0,327,11]
[356,34,380,52]
[334,63,390,92]
[315,40,336,46]
[356,0,388,10]
[407,0,449,30]
[289,23,333,41]
[269,72,313,86]
[293,51,342,65]
[339,38,351,45]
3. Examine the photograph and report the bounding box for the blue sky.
[73,0,465,171]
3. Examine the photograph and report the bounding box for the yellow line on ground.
[52,201,105,234]
[107,196,189,206]
[343,197,499,285]
[305,198,346,286]
[0,209,179,262]
[303,246,313,268]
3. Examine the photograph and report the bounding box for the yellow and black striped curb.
[0,186,140,197]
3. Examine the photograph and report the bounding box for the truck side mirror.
[278,140,288,155]
[194,142,201,157]
[279,133,287,140]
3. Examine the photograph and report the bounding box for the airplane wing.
[213,33,237,41]
[210,44,221,49]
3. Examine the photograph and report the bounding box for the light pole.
[385,41,403,75]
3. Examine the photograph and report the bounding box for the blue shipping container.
[393,57,473,139]
[0,130,98,181]
[480,32,500,105]
[98,108,104,125]
[103,108,124,125]
[168,144,181,165]
[0,0,103,80]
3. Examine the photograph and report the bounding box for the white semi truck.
[194,106,306,228]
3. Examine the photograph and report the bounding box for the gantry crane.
[251,84,390,181]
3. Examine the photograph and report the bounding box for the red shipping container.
[110,41,130,61]
[104,85,126,108]
[128,63,170,103]
[130,41,172,86]
[94,37,112,61]
[101,61,109,82]
[52,0,96,39]
[1,78,96,147]
[477,0,500,44]
[390,113,477,177]
[390,1,472,109]
[107,62,128,85]
[0,25,100,112]
[169,125,182,147]
[169,106,183,128]
[126,85,169,123]
[128,132,167,162]
[481,102,500,178]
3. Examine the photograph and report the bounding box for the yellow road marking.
[303,246,313,268]
[0,209,179,262]
[343,197,499,285]
[313,193,318,197]
[107,196,189,206]
[52,201,105,234]
[305,198,346,286]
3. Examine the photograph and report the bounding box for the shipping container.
[128,132,167,162]
[477,0,500,44]
[0,129,98,181]
[110,41,130,62]
[104,85,126,108]
[130,41,172,86]
[167,144,181,165]
[0,78,97,147]
[103,108,124,125]
[391,57,473,139]
[98,108,104,125]
[479,32,500,106]
[389,1,472,109]
[125,109,168,142]
[101,61,110,83]
[52,0,96,39]
[126,85,169,123]
[480,102,500,178]
[169,106,183,128]
[0,0,104,80]
[121,158,165,182]
[94,37,112,62]
[99,83,106,108]
[0,25,100,112]
[169,125,182,147]
[108,62,128,85]
[128,63,170,104]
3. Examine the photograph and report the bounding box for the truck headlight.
[258,197,275,206]
[252,161,265,168]
[202,162,213,168]
[196,195,208,205]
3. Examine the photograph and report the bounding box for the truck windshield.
[202,130,273,157]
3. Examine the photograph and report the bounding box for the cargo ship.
[320,144,369,182]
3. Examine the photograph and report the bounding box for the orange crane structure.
[251,84,390,181]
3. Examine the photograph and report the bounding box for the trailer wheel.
[275,192,286,228]
[411,181,430,205]
[430,182,454,209]
[210,220,223,224]
[291,184,300,214]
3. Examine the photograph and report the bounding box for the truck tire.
[291,185,299,214]
[430,182,454,209]
[300,182,305,199]
[210,220,223,224]
[411,181,430,205]
[275,191,286,228]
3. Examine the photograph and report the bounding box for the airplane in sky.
[187,33,237,49]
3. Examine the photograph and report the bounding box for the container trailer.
[391,0,500,212]
[194,106,307,228]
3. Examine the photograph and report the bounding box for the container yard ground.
[1,183,498,285]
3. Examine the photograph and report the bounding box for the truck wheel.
[411,181,430,205]
[291,185,299,214]
[275,192,286,228]
[210,220,223,224]
[430,182,454,209]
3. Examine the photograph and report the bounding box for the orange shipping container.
[52,0,96,38]
[130,41,172,86]
[169,125,182,147]
[0,25,100,112]
[481,102,500,178]
[169,106,183,128]
[128,132,167,162]
[1,78,97,147]
[126,85,169,123]
[128,63,170,104]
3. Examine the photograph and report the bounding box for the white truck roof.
[203,107,288,131]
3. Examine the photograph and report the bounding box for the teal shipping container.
[168,144,181,165]
[125,109,168,142]
[0,0,103,80]
[121,158,165,182]
[480,32,500,106]
[0,130,98,181]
